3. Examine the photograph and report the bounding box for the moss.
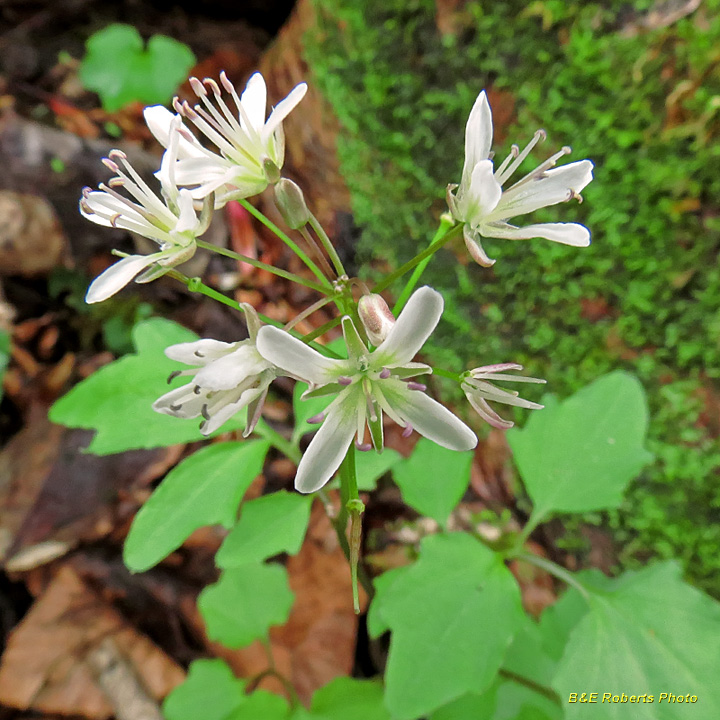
[303,0,720,594]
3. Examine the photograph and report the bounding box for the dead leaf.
[0,565,184,718]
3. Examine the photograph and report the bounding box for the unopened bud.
[274,178,310,229]
[358,293,395,346]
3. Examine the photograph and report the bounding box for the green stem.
[498,668,561,705]
[338,446,365,613]
[169,272,240,311]
[195,239,328,294]
[247,640,300,707]
[309,213,346,278]
[373,223,462,294]
[393,216,456,313]
[238,199,332,289]
[511,552,590,601]
[301,316,343,344]
[432,367,462,381]
[254,418,301,464]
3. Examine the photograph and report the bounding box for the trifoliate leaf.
[49,318,243,454]
[199,564,294,648]
[216,491,312,568]
[163,659,246,720]
[302,677,391,720]
[553,562,720,720]
[124,440,269,572]
[392,437,473,526]
[507,371,653,518]
[79,24,195,111]
[368,533,524,719]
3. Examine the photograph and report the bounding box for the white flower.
[447,90,594,267]
[153,304,275,436]
[256,286,478,493]
[145,72,307,206]
[461,363,546,429]
[81,118,203,303]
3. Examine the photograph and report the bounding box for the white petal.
[461,90,493,188]
[483,222,590,247]
[491,160,594,220]
[194,345,268,391]
[294,399,357,493]
[165,339,236,365]
[391,387,477,451]
[464,226,496,267]
[261,82,308,145]
[144,106,205,158]
[203,388,260,435]
[256,326,342,386]
[240,73,268,132]
[174,189,198,233]
[85,254,160,303]
[463,160,502,223]
[373,286,443,367]
[153,384,208,418]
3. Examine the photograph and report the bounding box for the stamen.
[496,130,546,186]
[508,146,573,190]
[193,385,202,394]
[183,102,199,120]
[189,77,207,97]
[219,71,236,94]
[203,78,222,96]
[379,368,391,379]
[402,423,414,438]
[178,126,195,143]
[355,441,373,452]
[169,403,182,411]
[338,376,353,386]
[108,178,124,188]
[79,200,92,214]
[494,144,520,178]
[306,412,325,424]
[201,404,210,420]
[109,213,121,228]
[82,187,92,198]
[108,150,127,161]
[194,350,205,357]
[167,371,182,383]
[407,381,426,391]
[102,158,119,173]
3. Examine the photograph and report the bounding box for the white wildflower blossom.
[153,304,275,436]
[447,90,594,267]
[256,286,477,493]
[145,72,307,207]
[81,117,203,303]
[461,362,546,429]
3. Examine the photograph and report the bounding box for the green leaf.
[216,491,312,568]
[507,371,653,518]
[368,533,524,719]
[79,24,195,111]
[0,330,9,404]
[554,562,720,720]
[199,564,294,648]
[301,677,391,720]
[163,659,246,720]
[124,441,269,572]
[493,681,560,720]
[392,437,473,526]
[228,690,290,720]
[49,318,244,454]
[429,685,497,720]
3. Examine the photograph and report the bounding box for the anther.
[172,97,184,114]
[379,368,391,379]
[107,178,124,188]
[189,77,206,96]
[82,186,92,198]
[109,213,121,228]
[407,382,426,391]
[219,71,235,94]
[193,385,202,394]
[510,144,520,157]
[79,200,92,214]
[201,404,210,420]
[194,350,205,358]
[178,127,195,143]
[536,128,547,142]
[306,413,325,425]
[355,441,373,452]
[183,102,199,120]
[108,149,127,161]
[338,376,352,386]
[167,371,182,383]
[402,423,413,438]
[203,78,222,96]
[169,403,183,411]
[102,158,119,173]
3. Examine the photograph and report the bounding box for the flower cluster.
[80,74,592,493]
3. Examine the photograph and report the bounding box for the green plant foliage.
[216,491,312,568]
[368,533,524,719]
[124,441,269,572]
[163,659,246,720]
[391,436,473,526]
[299,677,391,720]
[554,562,720,719]
[49,318,244,454]
[229,691,289,720]
[199,564,294,648]
[429,687,498,720]
[79,24,195,112]
[303,0,720,593]
[0,330,9,404]
[508,371,653,519]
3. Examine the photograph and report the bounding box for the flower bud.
[358,293,395,346]
[274,178,311,229]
